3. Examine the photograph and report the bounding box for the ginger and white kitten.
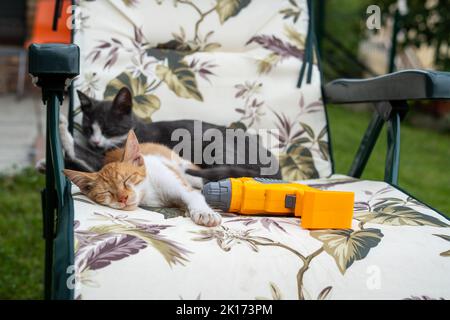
[64,130,222,227]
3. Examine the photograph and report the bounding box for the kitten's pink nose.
[118,195,128,204]
[92,139,100,146]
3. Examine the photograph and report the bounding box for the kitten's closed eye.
[94,190,112,204]
[96,190,112,196]
[125,174,139,187]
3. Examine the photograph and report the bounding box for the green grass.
[327,105,450,216]
[0,168,44,299]
[0,108,448,299]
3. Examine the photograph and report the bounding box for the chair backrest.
[72,0,332,180]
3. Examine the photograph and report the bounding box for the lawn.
[327,105,450,215]
[0,107,448,299]
[0,168,44,299]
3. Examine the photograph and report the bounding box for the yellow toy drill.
[202,177,354,229]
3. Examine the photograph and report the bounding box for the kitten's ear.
[77,90,93,113]
[64,169,96,193]
[112,87,132,115]
[122,130,144,166]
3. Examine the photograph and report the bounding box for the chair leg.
[385,113,401,185]
[16,50,27,99]
[348,112,384,178]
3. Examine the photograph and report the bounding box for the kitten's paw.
[35,158,46,174]
[59,113,69,126]
[190,209,222,227]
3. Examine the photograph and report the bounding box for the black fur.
[68,140,104,171]
[186,166,262,181]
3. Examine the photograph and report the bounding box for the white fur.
[134,155,221,227]
[89,122,127,149]
[59,114,76,159]
[35,158,46,173]
[90,122,104,147]
[181,160,203,189]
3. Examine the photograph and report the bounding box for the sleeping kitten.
[64,130,221,227]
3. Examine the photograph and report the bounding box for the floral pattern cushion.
[73,175,450,300]
[73,0,332,180]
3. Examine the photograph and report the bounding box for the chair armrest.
[324,69,450,104]
[29,43,79,102]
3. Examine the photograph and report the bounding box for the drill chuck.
[202,179,232,212]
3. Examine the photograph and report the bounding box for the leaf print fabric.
[70,0,449,299]
[434,234,450,257]
[73,0,332,179]
[310,228,383,274]
[216,0,252,23]
[80,234,147,271]
[353,189,449,227]
[104,72,161,121]
[73,174,449,299]
[155,64,203,101]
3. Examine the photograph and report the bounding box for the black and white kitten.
[43,88,282,181]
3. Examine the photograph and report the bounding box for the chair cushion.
[73,0,332,179]
[72,175,450,299]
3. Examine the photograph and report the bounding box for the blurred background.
[0,0,448,299]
